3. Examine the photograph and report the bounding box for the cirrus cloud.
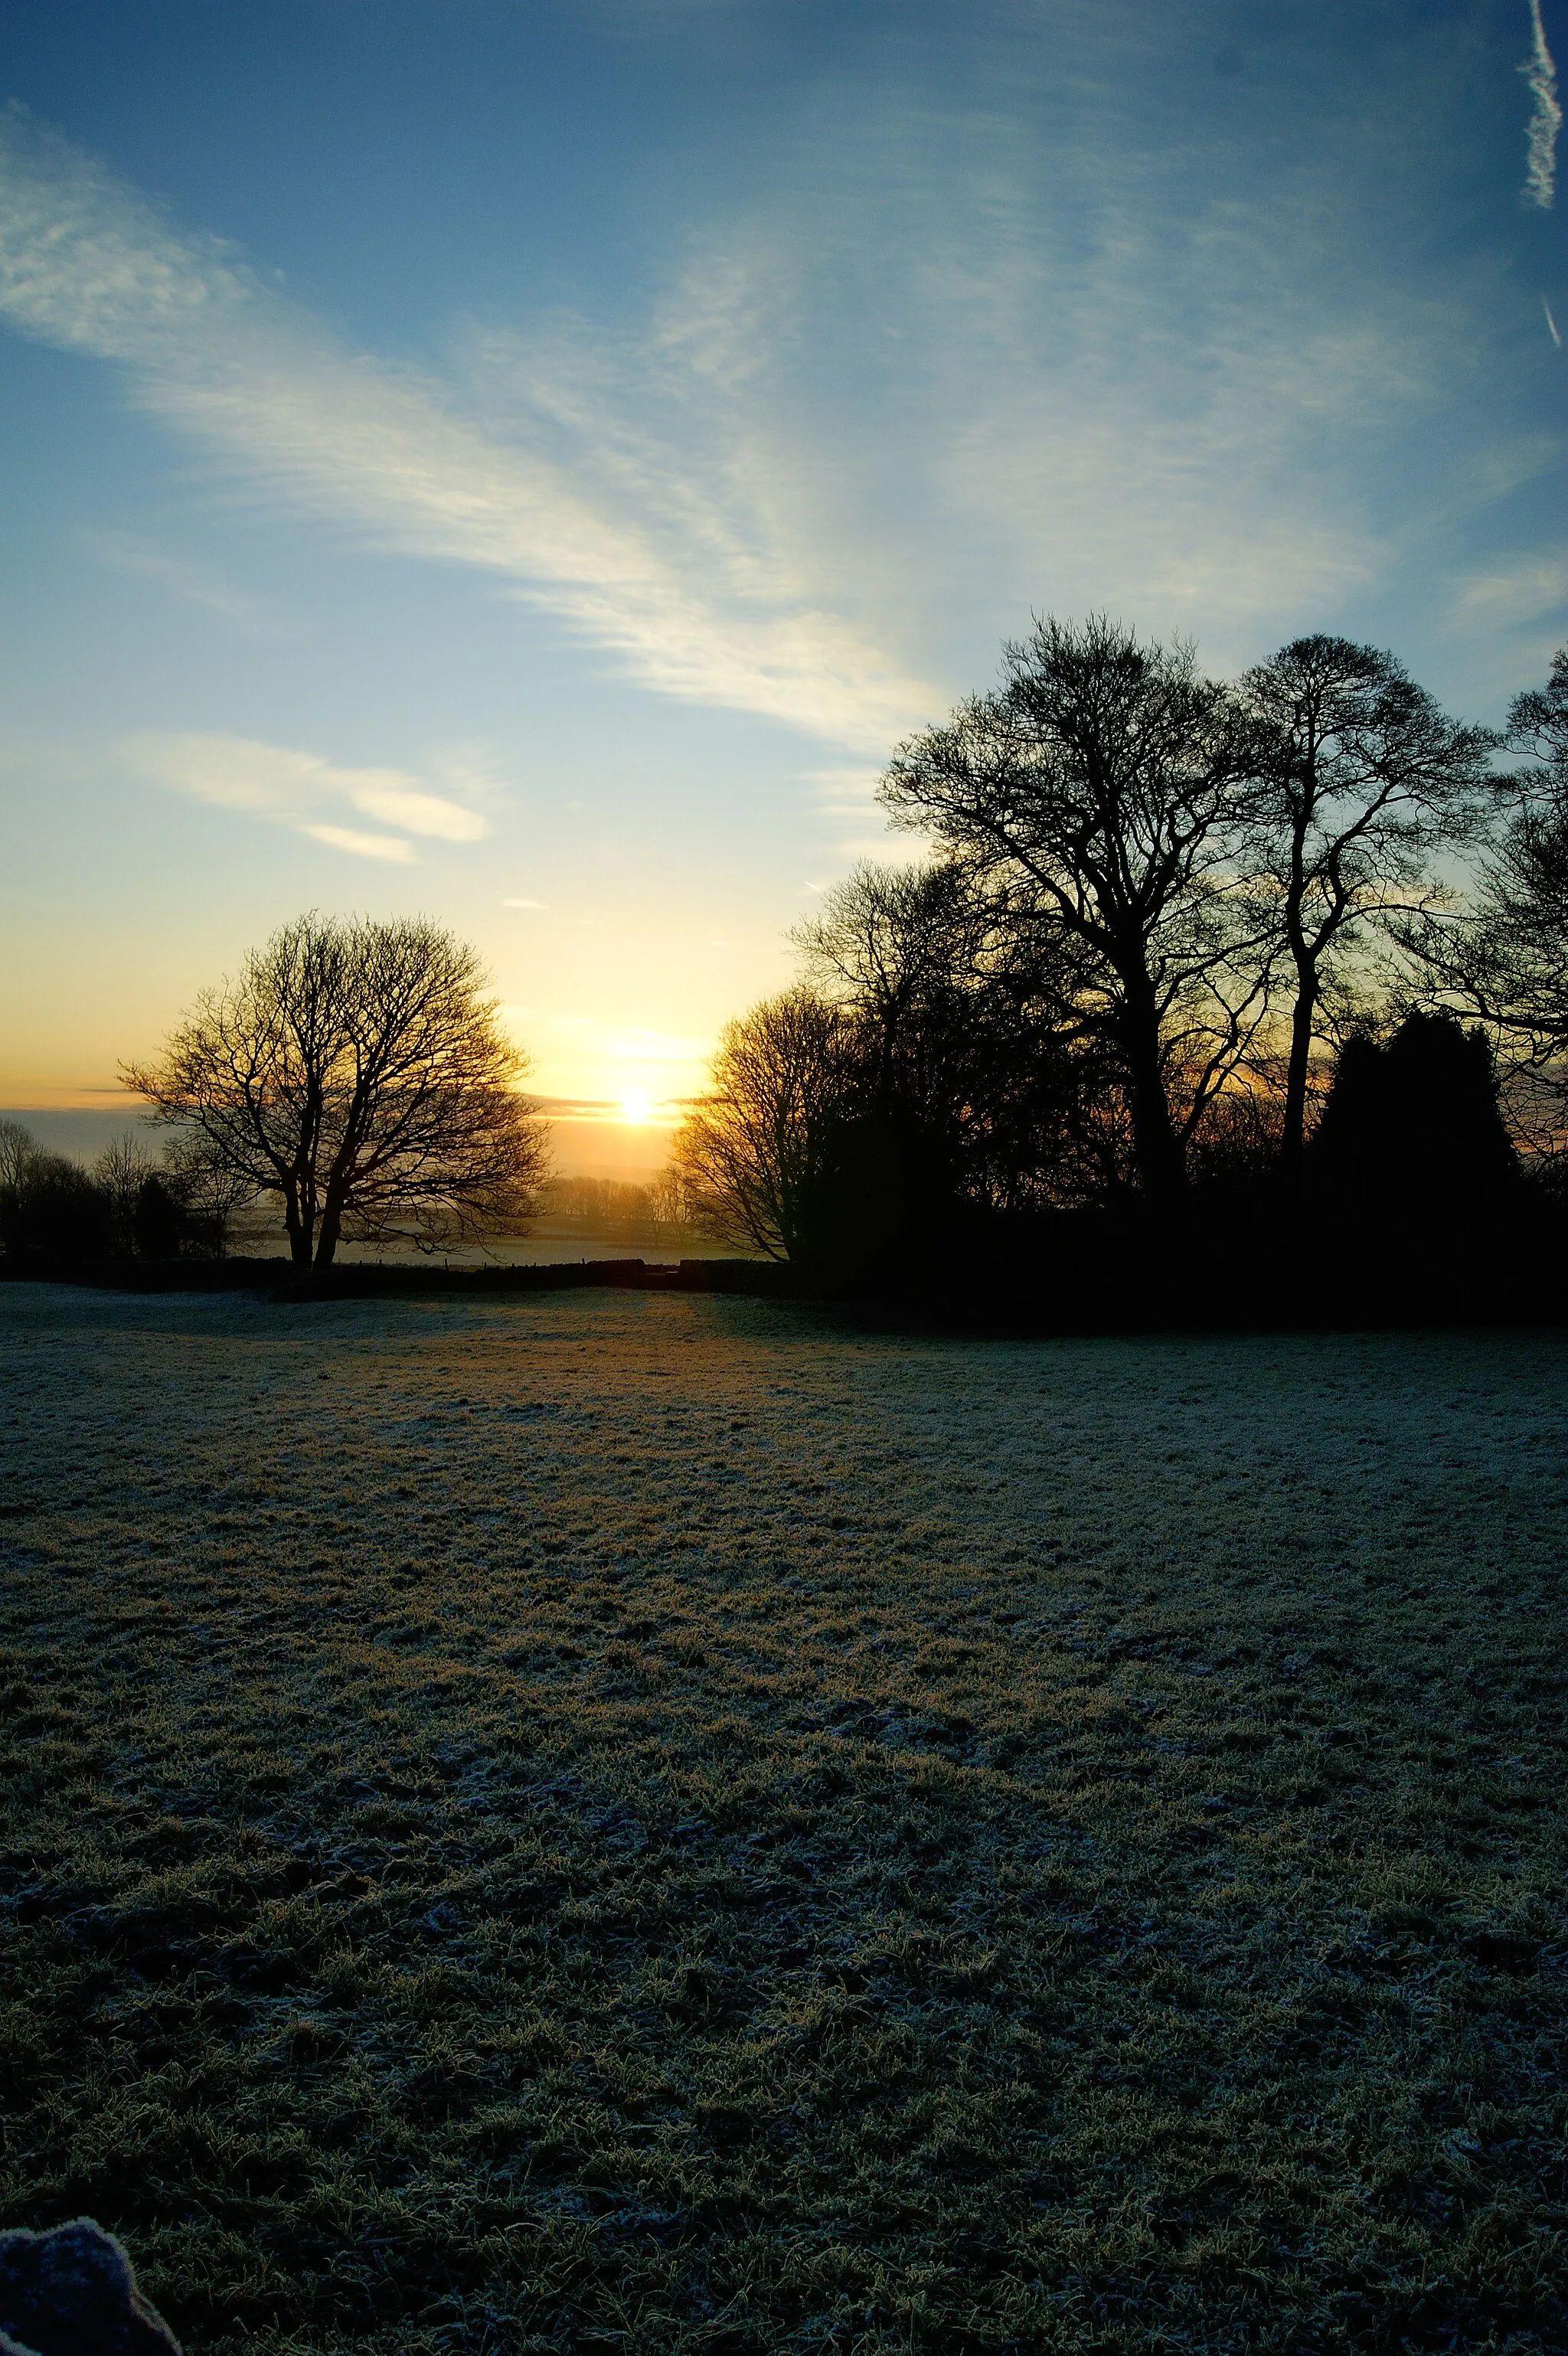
[124,730,489,861]
[0,105,933,753]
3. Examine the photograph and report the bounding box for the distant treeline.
[537,1171,701,1240]
[668,622,1568,1297]
[0,1138,713,1267]
[0,1125,255,1266]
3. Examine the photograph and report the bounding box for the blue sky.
[1,0,1563,1164]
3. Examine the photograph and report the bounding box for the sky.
[0,0,1564,1171]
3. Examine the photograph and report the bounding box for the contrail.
[1522,0,1562,209]
[1547,296,1564,345]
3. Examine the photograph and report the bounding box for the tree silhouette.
[880,616,1266,1205]
[125,913,546,1270]
[1240,636,1494,1173]
[794,859,1129,1227]
[671,990,854,1261]
[1407,649,1568,1157]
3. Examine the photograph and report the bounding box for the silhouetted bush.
[1186,1087,1285,1210]
[0,1123,220,1265]
[1309,1011,1521,1219]
[1526,1150,1568,1211]
[0,1149,116,1262]
[132,1174,191,1260]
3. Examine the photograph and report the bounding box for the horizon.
[2,0,1565,1115]
[0,1101,681,1186]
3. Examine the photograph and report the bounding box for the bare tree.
[794,859,1130,1212]
[1406,645,1568,1149]
[795,861,995,1032]
[545,1175,657,1231]
[880,616,1267,1205]
[1238,636,1495,1171]
[95,1136,161,1256]
[671,989,853,1260]
[646,1164,701,1241]
[0,1119,41,1199]
[124,913,547,1269]
[161,1132,260,1257]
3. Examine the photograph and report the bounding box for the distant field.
[1,1286,1565,2355]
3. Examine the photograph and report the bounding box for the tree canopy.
[124,913,546,1270]
[671,989,853,1261]
[673,620,1568,1260]
[1409,647,1568,1141]
[1237,635,1494,1168]
[880,616,1268,1202]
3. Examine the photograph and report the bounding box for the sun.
[619,1090,652,1125]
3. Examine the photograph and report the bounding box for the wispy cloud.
[0,106,932,751]
[1523,0,1562,209]
[805,765,885,816]
[299,823,413,864]
[0,18,1550,766]
[1453,554,1568,627]
[80,529,279,631]
[123,730,488,860]
[458,185,1410,704]
[1545,297,1563,347]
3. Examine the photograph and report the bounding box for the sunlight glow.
[619,1090,652,1125]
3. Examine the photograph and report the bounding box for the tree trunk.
[1282,973,1318,1175]
[1127,1069,1187,1205]
[283,1189,312,1268]
[1119,982,1187,1207]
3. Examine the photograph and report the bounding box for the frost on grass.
[0,1286,1565,2354]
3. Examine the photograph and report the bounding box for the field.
[0,1284,1564,2355]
